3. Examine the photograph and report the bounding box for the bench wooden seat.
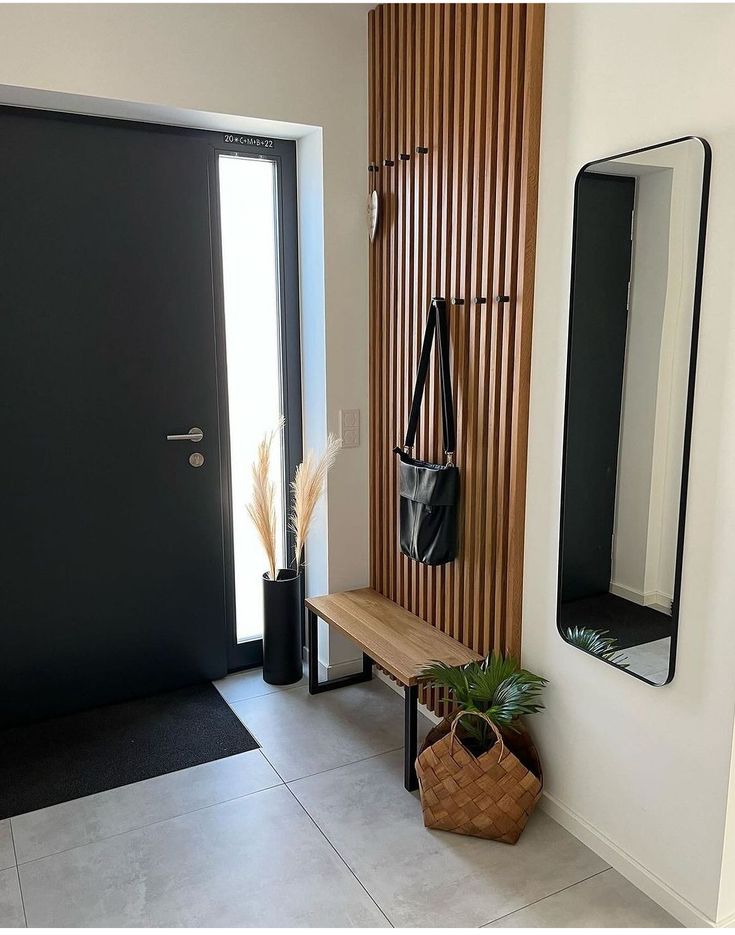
[305,587,481,791]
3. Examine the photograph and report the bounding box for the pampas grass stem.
[290,433,341,572]
[246,421,284,580]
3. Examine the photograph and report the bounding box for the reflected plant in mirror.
[563,627,629,668]
[558,137,711,686]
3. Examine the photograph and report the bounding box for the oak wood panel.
[306,589,482,686]
[368,4,544,712]
[368,7,378,589]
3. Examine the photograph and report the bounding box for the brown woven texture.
[416,712,543,845]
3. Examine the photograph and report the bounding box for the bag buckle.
[446,451,454,466]
[403,445,413,455]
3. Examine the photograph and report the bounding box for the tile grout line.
[479,867,612,928]
[11,773,285,868]
[8,820,29,927]
[214,665,310,706]
[286,787,395,929]
[257,747,394,927]
[9,745,409,869]
[227,691,409,783]
[283,745,406,784]
[215,677,308,707]
[263,745,395,930]
[8,744,403,879]
[227,675,426,784]
[3,747,267,831]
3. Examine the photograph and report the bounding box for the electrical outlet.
[339,409,360,448]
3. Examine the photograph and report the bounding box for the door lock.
[166,427,204,442]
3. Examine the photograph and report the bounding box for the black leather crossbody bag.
[394,297,459,565]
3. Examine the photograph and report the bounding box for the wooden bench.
[305,587,481,791]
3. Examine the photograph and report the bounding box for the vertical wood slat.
[368,7,378,592]
[500,4,527,655]
[465,2,490,657]
[412,4,425,618]
[480,6,503,658]
[489,3,512,653]
[395,2,407,607]
[368,4,544,709]
[438,2,456,676]
[506,5,545,653]
[386,3,398,601]
[447,2,463,650]
[402,3,415,612]
[458,2,478,652]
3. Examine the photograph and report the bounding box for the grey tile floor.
[1,670,679,928]
[620,637,671,684]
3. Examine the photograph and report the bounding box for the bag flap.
[396,451,459,506]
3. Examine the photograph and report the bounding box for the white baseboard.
[302,647,363,681]
[303,651,443,726]
[313,653,444,725]
[540,791,717,928]
[718,909,735,929]
[373,668,442,725]
[609,581,673,610]
[322,656,365,679]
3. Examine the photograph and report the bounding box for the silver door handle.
[166,426,204,442]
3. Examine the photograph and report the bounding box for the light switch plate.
[339,409,360,448]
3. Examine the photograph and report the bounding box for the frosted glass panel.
[218,154,284,642]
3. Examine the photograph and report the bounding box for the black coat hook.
[399,153,411,161]
[368,163,379,173]
[383,159,394,167]
[451,297,464,306]
[495,295,510,303]
[416,146,429,154]
[473,297,487,305]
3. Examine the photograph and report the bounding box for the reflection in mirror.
[558,137,710,685]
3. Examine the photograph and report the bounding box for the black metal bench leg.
[404,683,419,791]
[308,608,319,694]
[308,608,374,695]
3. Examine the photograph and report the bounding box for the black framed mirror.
[557,137,711,685]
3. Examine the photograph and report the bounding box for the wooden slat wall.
[368,3,545,714]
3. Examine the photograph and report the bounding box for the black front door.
[1,109,230,727]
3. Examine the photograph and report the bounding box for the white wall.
[525,3,735,925]
[610,144,702,610]
[647,144,705,610]
[0,3,371,667]
[612,167,671,602]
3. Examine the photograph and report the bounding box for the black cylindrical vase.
[262,569,303,685]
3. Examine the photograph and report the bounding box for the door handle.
[166,426,204,442]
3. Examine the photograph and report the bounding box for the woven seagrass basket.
[416,711,543,845]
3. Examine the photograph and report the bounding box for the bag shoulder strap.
[402,297,456,460]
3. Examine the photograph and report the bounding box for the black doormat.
[560,592,673,650]
[0,682,259,820]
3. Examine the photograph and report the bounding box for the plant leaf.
[564,626,629,668]
[420,653,548,730]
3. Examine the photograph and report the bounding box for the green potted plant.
[415,654,547,844]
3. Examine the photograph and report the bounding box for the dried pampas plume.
[290,433,341,572]
[246,419,284,581]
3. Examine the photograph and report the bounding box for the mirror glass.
[558,137,709,685]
